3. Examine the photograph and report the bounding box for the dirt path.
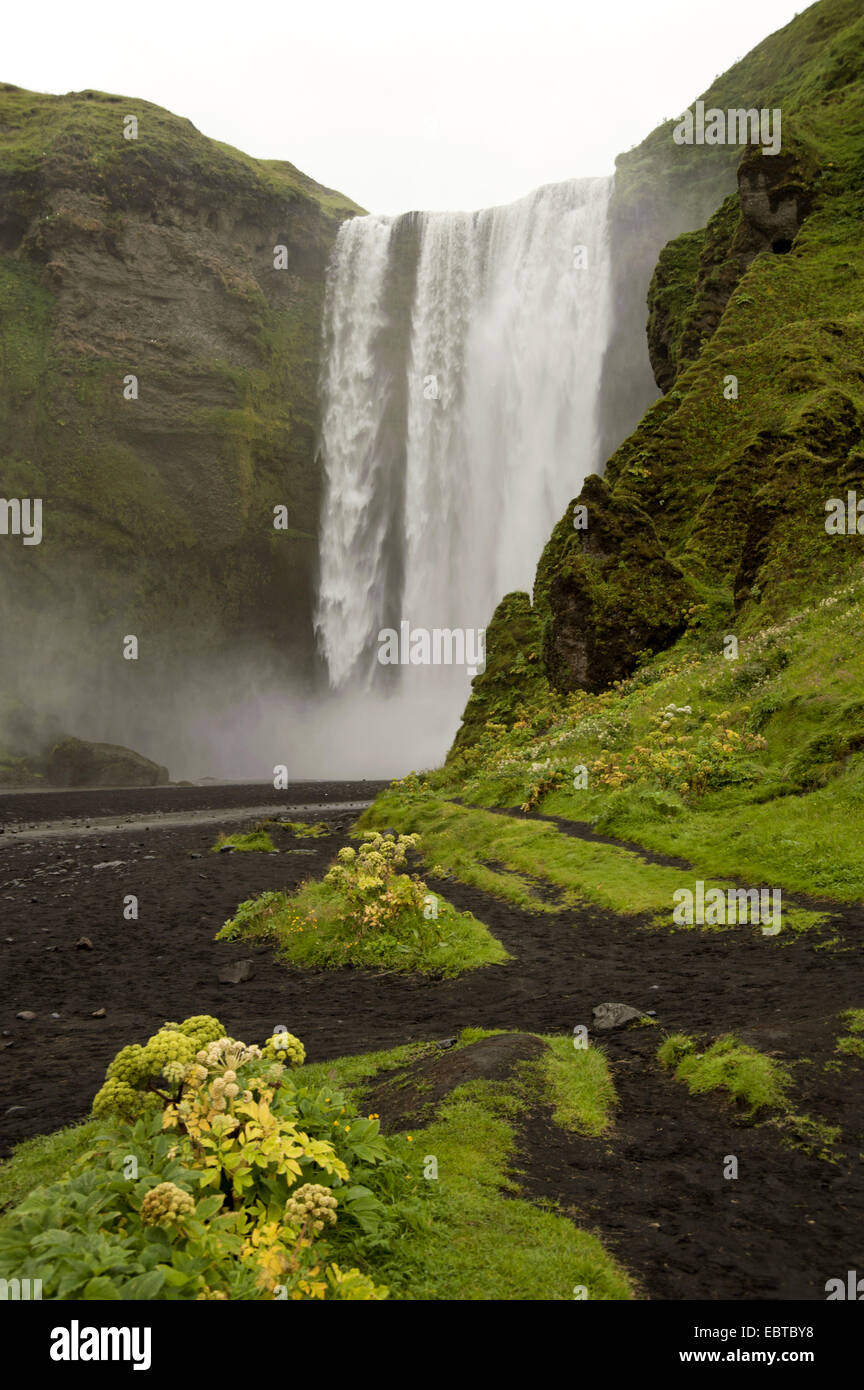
[1,783,862,1299]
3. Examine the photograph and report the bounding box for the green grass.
[310,1029,629,1300]
[388,1084,630,1300]
[271,820,330,838]
[536,1035,617,1136]
[658,1033,792,1114]
[836,1008,864,1058]
[360,789,825,935]
[0,1119,109,1216]
[212,828,278,853]
[658,1033,843,1158]
[413,564,864,919]
[217,877,509,978]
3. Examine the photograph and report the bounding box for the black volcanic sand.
[1,781,863,1300]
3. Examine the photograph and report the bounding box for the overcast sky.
[7,0,808,215]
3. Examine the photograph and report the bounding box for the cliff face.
[455,0,864,739]
[0,84,361,749]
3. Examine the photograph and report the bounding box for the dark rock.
[592,1002,646,1031]
[41,738,169,789]
[218,959,255,984]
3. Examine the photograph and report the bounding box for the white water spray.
[315,175,613,769]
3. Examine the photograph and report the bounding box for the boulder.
[41,737,169,788]
[592,1002,646,1031]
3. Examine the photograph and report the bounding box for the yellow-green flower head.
[140,1182,195,1228]
[284,1183,338,1235]
[105,1044,149,1087]
[92,1077,145,1120]
[142,1030,195,1077]
[263,1031,306,1068]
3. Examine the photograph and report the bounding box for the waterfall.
[314,175,613,768]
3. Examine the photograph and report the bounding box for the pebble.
[16,1010,37,1020]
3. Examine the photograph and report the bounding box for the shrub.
[0,1017,420,1300]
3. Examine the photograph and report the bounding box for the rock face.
[0,83,361,739]
[41,737,169,787]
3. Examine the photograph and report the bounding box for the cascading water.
[315,175,613,770]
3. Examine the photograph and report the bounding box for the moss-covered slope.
[598,0,864,459]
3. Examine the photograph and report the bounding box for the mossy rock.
[40,736,169,787]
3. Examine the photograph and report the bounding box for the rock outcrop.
[40,736,169,786]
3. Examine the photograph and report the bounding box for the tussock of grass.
[658,1033,843,1158]
[658,1033,792,1115]
[217,835,508,977]
[836,1009,864,1059]
[272,820,330,837]
[218,880,507,976]
[537,1036,617,1136]
[212,827,278,853]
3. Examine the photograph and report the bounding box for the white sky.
[6,0,808,215]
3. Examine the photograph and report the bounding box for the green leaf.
[82,1276,122,1300]
[194,1194,225,1221]
[121,1268,166,1300]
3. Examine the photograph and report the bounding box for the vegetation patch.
[0,1015,421,1300]
[0,1025,629,1301]
[217,831,507,976]
[212,827,278,854]
[658,1033,793,1115]
[360,789,824,934]
[272,820,331,838]
[835,1009,864,1060]
[658,1032,841,1159]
